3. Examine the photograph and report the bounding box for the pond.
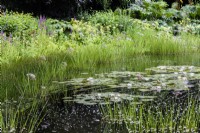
[35,54,199,133]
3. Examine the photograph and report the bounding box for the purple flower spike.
[38,15,47,30]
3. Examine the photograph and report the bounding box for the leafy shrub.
[181,4,200,19]
[67,19,103,45]
[143,1,168,19]
[128,1,168,20]
[128,4,151,19]
[88,11,133,33]
[46,19,72,37]
[0,12,37,37]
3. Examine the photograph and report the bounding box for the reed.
[100,96,199,132]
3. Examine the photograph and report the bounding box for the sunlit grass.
[100,96,199,132]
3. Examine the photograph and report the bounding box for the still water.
[37,54,200,133]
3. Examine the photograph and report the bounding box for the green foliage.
[128,1,168,20]
[1,99,46,133]
[143,1,168,19]
[127,1,200,22]
[128,4,151,19]
[89,11,133,33]
[0,12,37,37]
[181,4,200,19]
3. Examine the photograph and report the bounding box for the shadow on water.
[36,54,200,133]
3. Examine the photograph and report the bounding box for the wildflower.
[26,73,36,80]
[87,77,93,82]
[38,15,46,30]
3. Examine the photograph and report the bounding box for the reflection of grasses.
[100,96,199,132]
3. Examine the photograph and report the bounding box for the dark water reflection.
[37,102,128,133]
[37,54,200,133]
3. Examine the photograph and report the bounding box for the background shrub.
[0,12,37,37]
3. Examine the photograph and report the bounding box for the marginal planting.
[1,0,200,132]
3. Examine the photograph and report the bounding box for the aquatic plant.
[100,94,199,132]
[1,98,47,133]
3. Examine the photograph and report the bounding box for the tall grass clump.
[100,95,199,132]
[1,98,46,133]
[127,24,200,55]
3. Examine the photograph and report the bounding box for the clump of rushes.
[1,98,47,133]
[100,96,199,132]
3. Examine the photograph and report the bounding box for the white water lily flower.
[174,72,179,75]
[87,77,93,81]
[156,86,161,93]
[109,93,115,97]
[179,66,185,72]
[182,77,187,81]
[87,77,94,84]
[189,73,195,77]
[158,66,166,70]
[26,73,36,80]
[161,74,165,77]
[97,93,101,97]
[127,83,132,88]
[116,94,121,97]
[183,72,187,75]
[161,83,166,87]
[189,66,194,70]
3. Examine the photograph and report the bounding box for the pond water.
[37,54,200,133]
